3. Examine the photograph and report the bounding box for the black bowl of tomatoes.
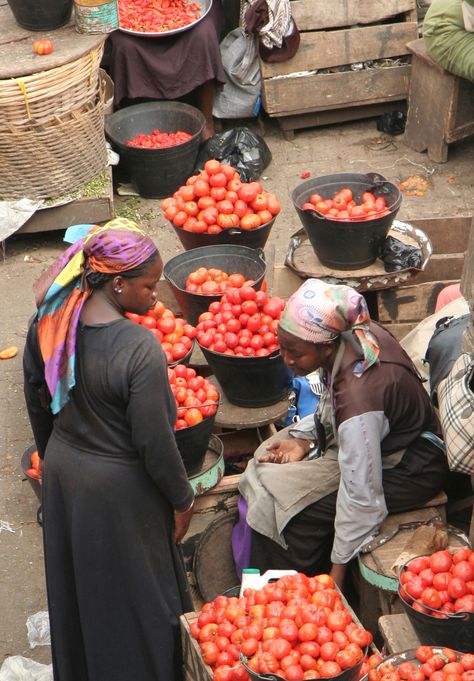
[105,101,205,198]
[163,245,266,325]
[398,548,474,652]
[292,172,402,271]
[162,159,280,250]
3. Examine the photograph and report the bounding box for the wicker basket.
[0,44,104,129]
[0,88,107,200]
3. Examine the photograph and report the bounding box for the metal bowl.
[118,0,212,38]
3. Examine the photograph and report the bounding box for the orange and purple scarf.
[33,218,157,414]
[279,278,380,376]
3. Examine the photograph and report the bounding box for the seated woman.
[234,279,449,588]
[107,1,226,138]
[423,0,474,81]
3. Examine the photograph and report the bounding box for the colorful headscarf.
[33,218,158,414]
[279,278,380,376]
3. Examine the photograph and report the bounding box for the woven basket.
[0,88,107,200]
[0,44,104,129]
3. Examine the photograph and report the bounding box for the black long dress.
[23,318,194,681]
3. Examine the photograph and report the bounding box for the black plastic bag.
[196,127,272,181]
[381,236,423,272]
[376,111,406,136]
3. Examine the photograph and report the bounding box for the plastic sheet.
[0,657,52,681]
[26,611,50,649]
[381,236,423,272]
[195,127,272,181]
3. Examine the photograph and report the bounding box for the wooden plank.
[383,322,418,340]
[276,102,406,133]
[260,22,417,78]
[290,0,416,31]
[378,613,420,654]
[409,215,472,254]
[414,254,464,284]
[377,280,461,323]
[181,613,213,681]
[262,65,411,117]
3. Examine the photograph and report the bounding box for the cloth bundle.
[243,0,300,63]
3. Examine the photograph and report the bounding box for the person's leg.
[195,79,216,140]
[250,491,338,574]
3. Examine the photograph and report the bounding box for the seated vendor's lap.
[423,0,474,81]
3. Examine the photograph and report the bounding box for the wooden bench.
[404,38,474,163]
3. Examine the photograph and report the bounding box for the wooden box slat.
[181,612,213,681]
[262,65,411,117]
[409,215,471,254]
[290,0,416,32]
[377,280,461,324]
[260,22,417,79]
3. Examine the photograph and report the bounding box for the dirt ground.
[1,116,473,667]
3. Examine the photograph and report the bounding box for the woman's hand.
[173,502,194,544]
[258,438,310,464]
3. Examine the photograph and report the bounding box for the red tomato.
[430,550,453,573]
[33,39,53,55]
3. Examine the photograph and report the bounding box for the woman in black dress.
[23,219,194,681]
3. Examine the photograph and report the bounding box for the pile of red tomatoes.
[190,572,372,681]
[195,288,285,356]
[185,267,258,295]
[302,188,390,222]
[368,646,474,681]
[126,300,196,364]
[161,159,281,234]
[127,129,192,148]
[399,547,474,616]
[118,0,201,33]
[168,364,218,429]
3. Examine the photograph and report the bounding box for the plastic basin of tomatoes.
[169,363,219,475]
[190,572,372,681]
[398,548,474,652]
[162,159,280,249]
[126,300,196,365]
[362,646,474,681]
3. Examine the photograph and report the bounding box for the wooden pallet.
[260,0,417,138]
[16,168,114,235]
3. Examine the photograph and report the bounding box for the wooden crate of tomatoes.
[180,572,377,681]
[260,0,418,138]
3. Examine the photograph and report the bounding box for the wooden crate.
[260,0,417,137]
[181,612,213,681]
[375,215,472,339]
[180,585,380,681]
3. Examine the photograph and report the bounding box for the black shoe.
[37,506,43,526]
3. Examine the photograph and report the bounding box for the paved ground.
[1,116,473,667]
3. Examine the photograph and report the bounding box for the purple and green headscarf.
[279,278,380,376]
[33,218,158,414]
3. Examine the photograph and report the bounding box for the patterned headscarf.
[279,279,380,376]
[33,218,158,414]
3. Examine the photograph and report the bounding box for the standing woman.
[237,279,448,587]
[23,219,194,681]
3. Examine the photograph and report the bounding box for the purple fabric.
[231,496,253,578]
